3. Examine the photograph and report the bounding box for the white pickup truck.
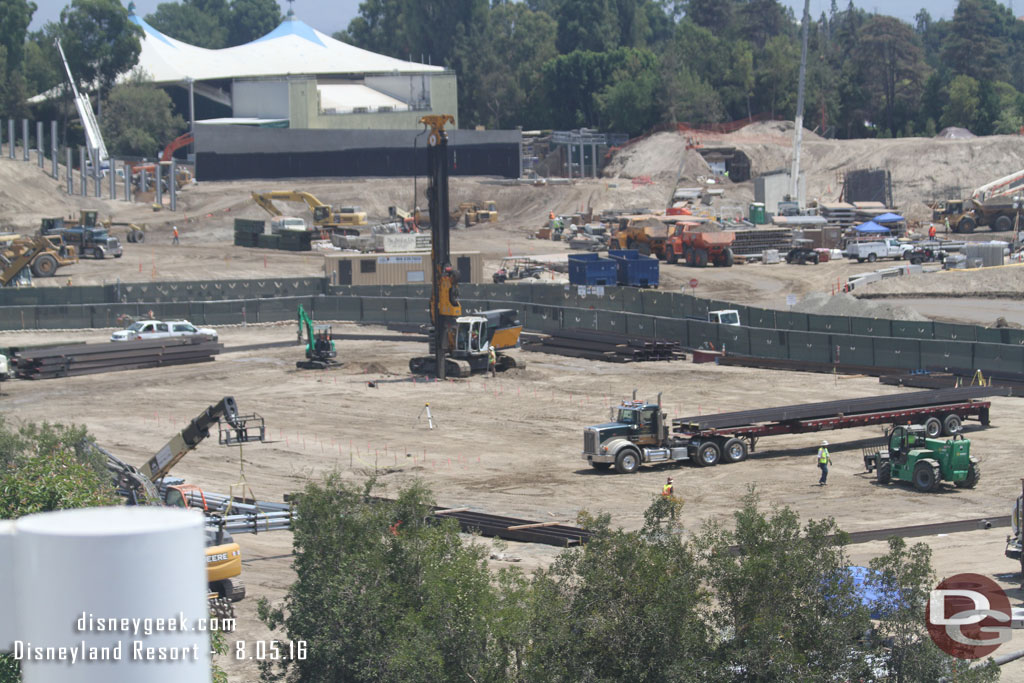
[111,319,217,342]
[845,238,913,263]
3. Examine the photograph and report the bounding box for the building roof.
[129,12,444,84]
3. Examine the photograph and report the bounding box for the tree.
[698,489,874,681]
[754,34,799,118]
[146,1,228,48]
[868,537,999,682]
[852,15,929,136]
[942,0,1011,83]
[0,0,35,73]
[228,0,279,45]
[59,0,143,110]
[334,0,406,56]
[258,476,505,682]
[594,49,661,135]
[556,0,620,54]
[101,71,186,157]
[941,73,980,130]
[522,496,712,681]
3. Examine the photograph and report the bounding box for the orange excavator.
[129,132,194,186]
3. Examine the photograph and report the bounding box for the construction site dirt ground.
[3,325,1024,679]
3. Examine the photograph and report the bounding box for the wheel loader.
[863,425,979,493]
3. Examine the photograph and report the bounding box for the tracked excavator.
[251,190,367,231]
[408,115,524,379]
[101,397,266,617]
[296,304,338,369]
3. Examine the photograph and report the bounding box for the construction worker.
[487,345,496,377]
[662,477,674,496]
[928,223,937,240]
[944,217,951,232]
[172,225,180,245]
[817,440,832,486]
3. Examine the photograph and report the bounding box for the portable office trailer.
[324,251,482,286]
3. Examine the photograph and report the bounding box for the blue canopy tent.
[852,220,891,234]
[874,212,904,224]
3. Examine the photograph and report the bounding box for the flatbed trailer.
[583,387,1009,473]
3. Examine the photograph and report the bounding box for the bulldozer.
[863,424,980,492]
[0,234,78,286]
[408,115,523,379]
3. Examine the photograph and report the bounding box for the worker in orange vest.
[928,223,936,240]
[172,225,180,245]
[662,477,674,496]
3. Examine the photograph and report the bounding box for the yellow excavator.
[408,115,523,379]
[101,397,266,617]
[251,190,368,231]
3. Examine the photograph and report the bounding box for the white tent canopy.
[129,11,444,84]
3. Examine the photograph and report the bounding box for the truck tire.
[665,245,678,264]
[590,461,612,471]
[942,414,962,435]
[923,417,942,439]
[721,437,747,463]
[955,461,980,489]
[31,253,58,277]
[135,231,145,243]
[684,248,694,265]
[877,461,891,484]
[722,248,734,267]
[994,214,1013,232]
[693,441,720,467]
[694,249,708,268]
[913,460,940,493]
[956,216,976,234]
[614,449,640,474]
[867,252,877,263]
[95,247,105,260]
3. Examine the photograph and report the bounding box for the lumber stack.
[14,336,221,379]
[521,328,686,363]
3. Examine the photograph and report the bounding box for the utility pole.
[790,0,811,206]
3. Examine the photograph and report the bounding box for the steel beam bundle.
[730,227,793,255]
[673,386,1010,432]
[521,328,686,363]
[433,508,593,547]
[14,336,221,379]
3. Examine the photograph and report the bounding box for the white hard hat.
[821,440,828,445]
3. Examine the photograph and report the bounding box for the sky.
[27,1,1009,37]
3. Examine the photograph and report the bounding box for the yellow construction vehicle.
[102,397,266,613]
[0,234,78,285]
[251,190,368,231]
[408,115,523,378]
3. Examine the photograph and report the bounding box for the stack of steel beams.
[521,328,686,363]
[14,336,221,379]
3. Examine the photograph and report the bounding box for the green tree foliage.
[261,478,992,683]
[227,0,279,45]
[147,0,280,48]
[258,476,505,682]
[943,0,1011,84]
[851,15,929,136]
[594,49,661,135]
[942,74,981,129]
[0,0,35,72]
[100,71,186,157]
[868,537,999,682]
[59,0,143,102]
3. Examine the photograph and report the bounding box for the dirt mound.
[792,291,929,321]
[733,120,824,142]
[602,132,711,183]
[856,263,1024,296]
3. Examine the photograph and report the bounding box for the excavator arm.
[160,132,194,162]
[297,304,315,355]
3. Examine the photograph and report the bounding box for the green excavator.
[297,304,338,370]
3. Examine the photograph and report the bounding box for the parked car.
[167,320,218,341]
[111,320,171,341]
[110,319,217,342]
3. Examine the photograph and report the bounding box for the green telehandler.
[863,425,980,493]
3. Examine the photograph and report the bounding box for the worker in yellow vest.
[488,345,496,377]
[817,440,832,486]
[662,477,674,496]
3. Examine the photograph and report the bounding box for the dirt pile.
[602,126,1024,223]
[857,263,1024,296]
[792,291,929,321]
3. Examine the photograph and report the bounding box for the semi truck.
[581,387,1002,473]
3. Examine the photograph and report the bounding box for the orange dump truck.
[665,222,735,267]
[611,216,673,258]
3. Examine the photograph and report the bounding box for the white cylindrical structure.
[11,507,211,683]
[0,520,15,651]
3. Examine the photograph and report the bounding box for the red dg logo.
[926,573,1011,659]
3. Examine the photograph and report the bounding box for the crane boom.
[972,169,1024,204]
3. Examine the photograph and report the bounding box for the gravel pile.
[792,292,929,321]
